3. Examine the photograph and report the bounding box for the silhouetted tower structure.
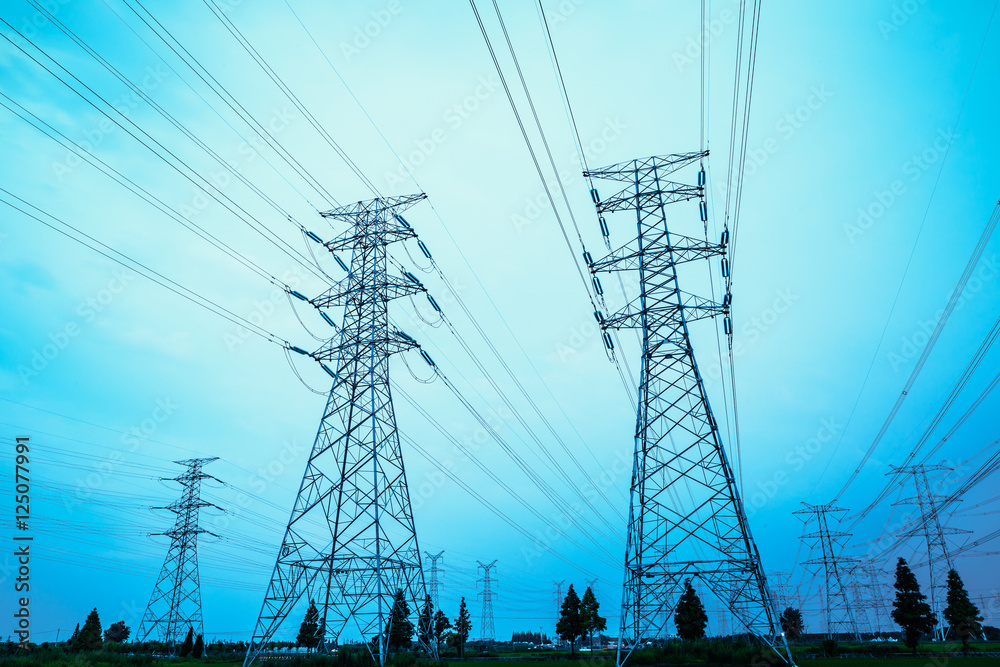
[245,194,434,667]
[846,562,889,635]
[424,551,445,611]
[584,153,790,665]
[586,578,599,600]
[137,457,220,647]
[891,463,968,641]
[552,580,565,623]
[794,503,861,641]
[478,560,498,642]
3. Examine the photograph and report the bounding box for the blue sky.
[2,0,1000,644]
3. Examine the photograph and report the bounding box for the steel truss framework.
[424,551,444,611]
[794,503,861,641]
[478,560,498,642]
[137,457,220,648]
[891,464,968,642]
[585,154,791,665]
[245,195,433,667]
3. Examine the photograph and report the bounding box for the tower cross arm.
[591,231,725,273]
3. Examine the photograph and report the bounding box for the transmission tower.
[584,153,790,665]
[478,560,498,642]
[245,194,434,667]
[846,562,890,635]
[586,578,599,598]
[891,463,969,641]
[136,457,220,648]
[794,503,861,641]
[424,551,445,610]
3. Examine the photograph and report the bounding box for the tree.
[179,627,194,657]
[192,634,205,658]
[779,607,804,642]
[103,620,131,643]
[433,609,451,652]
[454,597,472,659]
[580,587,606,651]
[418,595,434,648]
[556,584,585,653]
[674,579,708,640]
[73,608,103,651]
[892,558,936,654]
[944,568,983,653]
[297,600,322,653]
[387,589,414,652]
[68,623,80,645]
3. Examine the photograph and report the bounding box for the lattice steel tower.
[794,503,860,641]
[891,464,968,641]
[478,560,498,642]
[245,195,433,667]
[585,153,790,665]
[425,551,444,610]
[137,457,220,647]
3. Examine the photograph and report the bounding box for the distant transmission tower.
[846,562,889,635]
[585,154,790,665]
[586,578,599,599]
[478,560,498,642]
[245,194,434,667]
[136,457,220,648]
[794,503,861,641]
[425,551,445,610]
[891,463,969,641]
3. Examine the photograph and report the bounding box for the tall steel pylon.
[478,560,498,642]
[584,153,791,665]
[136,457,220,648]
[424,551,444,610]
[846,562,890,635]
[891,463,968,641]
[794,503,861,641]
[245,194,434,667]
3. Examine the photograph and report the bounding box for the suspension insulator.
[723,316,733,336]
[421,350,435,366]
[599,217,610,237]
[335,256,349,272]
[699,200,708,222]
[321,363,336,379]
[603,332,614,350]
[583,250,593,265]
[394,214,411,228]
[396,330,414,342]
[721,258,730,278]
[289,290,308,301]
[594,310,604,324]
[592,276,604,296]
[720,228,730,246]
[697,168,706,186]
[289,345,309,356]
[306,230,323,243]
[418,241,432,259]
[404,271,420,284]
[723,292,732,308]
[590,187,600,204]
[320,311,336,327]
[427,295,441,312]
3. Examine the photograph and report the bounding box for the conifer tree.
[387,589,414,652]
[892,558,936,654]
[944,568,983,653]
[674,579,708,640]
[556,584,584,653]
[454,597,472,659]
